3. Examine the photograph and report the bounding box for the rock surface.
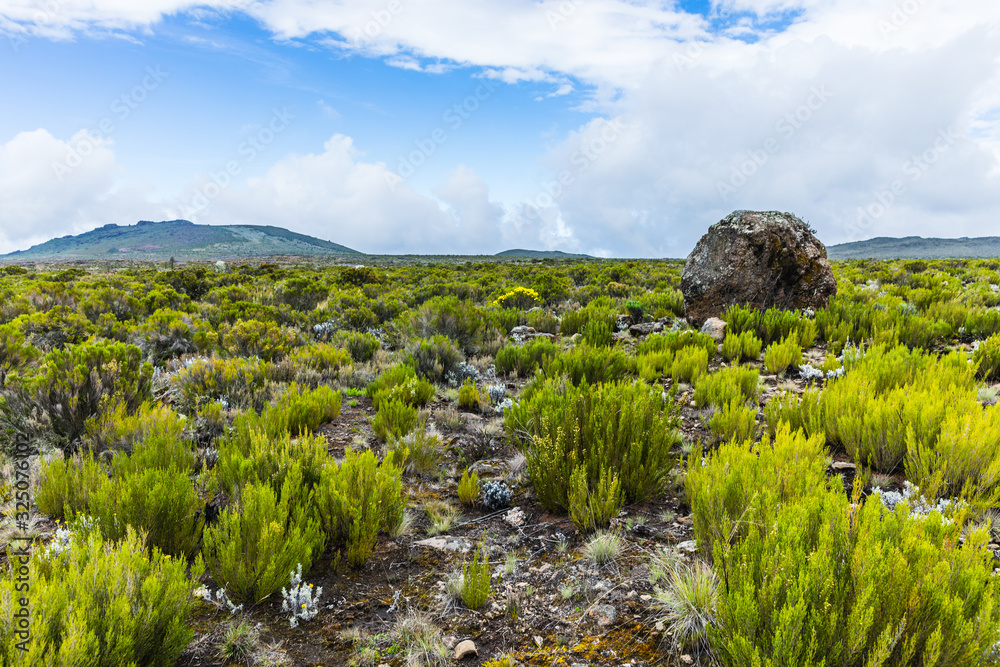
[454,640,478,660]
[681,210,837,326]
[699,317,727,342]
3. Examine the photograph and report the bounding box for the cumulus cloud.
[181,134,507,255]
[0,128,156,253]
[2,0,999,256]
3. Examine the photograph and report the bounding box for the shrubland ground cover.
[3,257,1000,665]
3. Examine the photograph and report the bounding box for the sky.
[0,1,998,257]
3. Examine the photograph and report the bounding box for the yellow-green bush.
[385,422,443,477]
[693,365,759,408]
[543,345,637,386]
[506,379,679,514]
[568,466,622,531]
[315,448,404,567]
[216,426,328,496]
[36,453,106,520]
[458,468,479,506]
[0,526,202,667]
[762,336,802,375]
[171,356,271,414]
[707,399,758,444]
[202,468,325,603]
[671,345,709,384]
[721,329,762,363]
[371,398,419,443]
[367,363,435,409]
[493,338,558,377]
[974,334,1000,382]
[220,318,300,361]
[458,378,481,410]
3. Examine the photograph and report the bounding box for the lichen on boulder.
[681,210,837,326]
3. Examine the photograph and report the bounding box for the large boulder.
[681,210,837,326]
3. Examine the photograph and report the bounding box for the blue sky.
[1,1,998,256]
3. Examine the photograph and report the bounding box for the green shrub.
[410,296,484,354]
[136,308,214,363]
[215,426,329,496]
[285,342,352,383]
[636,350,674,383]
[582,318,613,347]
[763,388,824,440]
[543,345,637,386]
[0,526,202,667]
[625,299,645,322]
[525,308,559,333]
[89,466,205,558]
[974,334,1000,382]
[707,399,758,443]
[36,453,106,520]
[711,486,1000,666]
[405,335,464,383]
[371,398,419,443]
[458,469,480,506]
[671,346,709,384]
[315,448,404,567]
[568,466,623,532]
[171,356,271,414]
[721,330,762,363]
[686,423,828,556]
[762,336,802,375]
[693,365,759,408]
[85,401,189,456]
[6,340,152,452]
[333,330,381,362]
[220,318,300,361]
[202,469,326,603]
[461,540,491,610]
[366,364,435,409]
[271,383,342,435]
[507,380,679,514]
[385,422,443,477]
[458,378,481,410]
[637,330,716,358]
[493,338,559,377]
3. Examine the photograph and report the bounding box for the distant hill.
[828,236,1000,260]
[0,220,360,261]
[495,248,592,259]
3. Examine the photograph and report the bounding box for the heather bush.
[405,334,464,383]
[582,318,613,347]
[458,468,480,506]
[5,340,152,452]
[202,468,326,603]
[568,465,622,531]
[385,422,443,477]
[720,329,762,363]
[707,399,758,443]
[366,363,435,409]
[974,334,1000,382]
[507,380,680,514]
[171,356,271,414]
[457,378,481,410]
[0,526,202,667]
[693,365,759,408]
[315,448,404,567]
[410,295,484,354]
[136,308,214,363]
[333,330,381,362]
[543,344,637,386]
[637,330,716,358]
[371,398,419,442]
[220,318,300,361]
[461,539,491,610]
[671,345,709,384]
[493,338,559,378]
[216,425,329,496]
[762,335,802,375]
[36,453,106,520]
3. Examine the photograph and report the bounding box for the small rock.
[830,461,856,471]
[534,636,544,648]
[640,594,652,601]
[676,540,698,553]
[629,321,664,337]
[510,325,537,337]
[590,604,617,627]
[700,317,727,343]
[414,536,472,553]
[681,655,694,665]
[504,507,526,527]
[454,639,477,660]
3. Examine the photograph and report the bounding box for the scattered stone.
[570,333,583,343]
[830,461,856,471]
[676,540,698,553]
[681,655,694,664]
[700,317,727,342]
[414,536,472,553]
[681,210,837,326]
[628,321,664,337]
[590,604,618,627]
[504,507,525,527]
[469,459,507,476]
[534,636,544,648]
[454,640,477,660]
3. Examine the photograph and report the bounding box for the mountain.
[827,236,1000,260]
[0,220,360,261]
[495,248,592,259]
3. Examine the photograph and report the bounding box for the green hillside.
[1,220,360,261]
[827,236,1000,260]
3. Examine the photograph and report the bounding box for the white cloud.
[183,134,509,254]
[0,128,155,253]
[2,0,1000,256]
